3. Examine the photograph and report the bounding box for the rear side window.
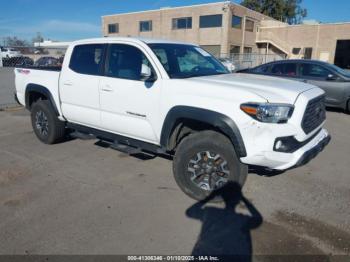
[255,65,270,73]
[69,44,104,75]
[271,63,297,76]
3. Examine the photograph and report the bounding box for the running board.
[109,142,142,155]
[70,131,95,140]
[67,123,167,155]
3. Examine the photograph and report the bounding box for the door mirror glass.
[327,74,337,81]
[140,64,152,80]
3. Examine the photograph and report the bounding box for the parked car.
[34,56,60,67]
[239,60,350,112]
[0,47,22,58]
[218,58,236,72]
[14,38,330,201]
[15,56,34,67]
[2,56,33,67]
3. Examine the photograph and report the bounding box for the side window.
[105,44,155,81]
[69,44,104,75]
[270,64,285,75]
[283,63,297,76]
[271,63,297,76]
[255,65,270,73]
[300,64,331,78]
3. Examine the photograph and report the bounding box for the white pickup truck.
[15,37,330,200]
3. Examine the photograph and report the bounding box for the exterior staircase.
[256,30,291,56]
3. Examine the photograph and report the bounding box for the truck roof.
[72,37,196,46]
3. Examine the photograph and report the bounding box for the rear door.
[59,44,105,127]
[99,43,161,143]
[299,63,346,105]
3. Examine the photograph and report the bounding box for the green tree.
[240,0,307,24]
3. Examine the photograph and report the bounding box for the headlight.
[240,103,294,123]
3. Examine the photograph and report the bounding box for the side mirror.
[327,74,337,81]
[140,64,157,82]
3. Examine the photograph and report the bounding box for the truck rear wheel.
[173,130,248,201]
[31,100,66,144]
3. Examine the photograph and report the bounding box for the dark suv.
[240,60,350,112]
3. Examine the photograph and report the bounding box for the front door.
[99,43,161,144]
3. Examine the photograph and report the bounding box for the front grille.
[302,95,326,134]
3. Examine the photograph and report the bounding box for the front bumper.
[241,128,330,170]
[293,134,331,168]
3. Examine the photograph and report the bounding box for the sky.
[0,0,350,42]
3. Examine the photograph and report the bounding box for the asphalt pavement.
[0,68,16,109]
[0,108,349,258]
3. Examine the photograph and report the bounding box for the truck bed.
[14,67,62,111]
[16,65,62,72]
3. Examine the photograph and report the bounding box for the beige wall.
[102,2,229,53]
[102,1,350,64]
[259,23,350,63]
[102,2,274,56]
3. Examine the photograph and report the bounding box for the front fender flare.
[160,106,247,157]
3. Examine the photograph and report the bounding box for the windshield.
[148,43,229,79]
[328,63,350,78]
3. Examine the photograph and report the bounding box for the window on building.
[304,47,313,59]
[300,63,331,79]
[199,14,222,28]
[292,48,301,55]
[69,44,104,76]
[105,44,156,81]
[244,47,252,54]
[172,17,192,29]
[108,23,119,34]
[230,46,240,54]
[243,47,253,60]
[232,16,242,29]
[140,20,152,32]
[245,19,254,32]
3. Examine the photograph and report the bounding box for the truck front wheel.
[173,130,248,201]
[31,100,66,144]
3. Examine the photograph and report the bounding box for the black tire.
[347,99,350,114]
[31,100,66,144]
[173,130,248,202]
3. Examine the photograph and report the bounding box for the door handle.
[101,85,113,92]
[63,81,73,86]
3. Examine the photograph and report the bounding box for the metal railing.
[219,53,287,71]
[256,31,291,55]
[0,46,67,68]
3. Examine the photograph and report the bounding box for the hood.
[189,73,316,104]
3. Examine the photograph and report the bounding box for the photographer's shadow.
[186,182,263,261]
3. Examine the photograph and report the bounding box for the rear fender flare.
[25,84,59,115]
